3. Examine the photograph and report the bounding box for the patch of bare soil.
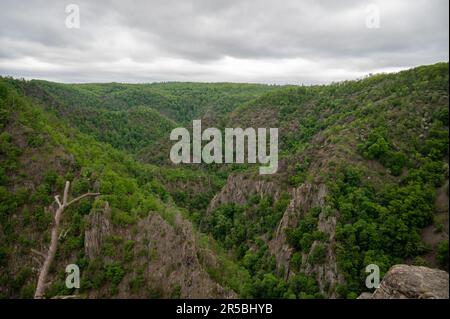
[420,180,449,268]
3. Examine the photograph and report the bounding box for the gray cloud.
[0,0,448,83]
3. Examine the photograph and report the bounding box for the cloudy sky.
[0,0,448,84]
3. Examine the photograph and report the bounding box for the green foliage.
[287,273,321,299]
[289,159,310,186]
[309,243,327,265]
[129,272,145,294]
[437,241,449,268]
[203,193,289,253]
[330,157,442,295]
[0,63,448,299]
[20,80,280,158]
[104,262,125,286]
[433,106,449,126]
[286,206,329,257]
[170,284,182,299]
[26,133,45,148]
[250,273,286,298]
[358,128,408,176]
[202,194,291,297]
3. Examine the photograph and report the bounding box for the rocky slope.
[84,202,233,298]
[207,173,343,298]
[203,63,449,298]
[207,174,282,213]
[1,63,449,299]
[0,78,242,298]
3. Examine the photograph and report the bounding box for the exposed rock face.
[357,292,374,299]
[268,183,343,297]
[129,213,234,299]
[269,183,327,274]
[84,202,234,298]
[208,174,281,213]
[303,211,342,298]
[84,202,112,260]
[208,174,343,298]
[360,265,449,299]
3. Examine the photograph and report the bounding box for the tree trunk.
[34,181,99,299]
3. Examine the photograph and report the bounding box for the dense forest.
[0,62,448,299]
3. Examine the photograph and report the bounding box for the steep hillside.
[8,80,280,165]
[199,63,449,298]
[1,63,448,299]
[0,79,249,298]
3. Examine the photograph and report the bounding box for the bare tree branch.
[62,181,70,206]
[67,192,100,207]
[54,195,62,208]
[34,181,99,299]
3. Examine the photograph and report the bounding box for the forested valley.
[0,63,448,299]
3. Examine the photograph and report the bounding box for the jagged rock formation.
[268,183,343,297]
[207,174,281,213]
[303,211,342,297]
[84,202,112,260]
[207,174,343,297]
[269,183,327,272]
[359,265,449,299]
[84,202,234,298]
[1,63,448,299]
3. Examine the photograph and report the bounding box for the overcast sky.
[0,0,448,84]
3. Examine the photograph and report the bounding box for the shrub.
[104,262,125,286]
[309,243,327,264]
[437,241,449,268]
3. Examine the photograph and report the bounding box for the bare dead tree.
[33,181,99,299]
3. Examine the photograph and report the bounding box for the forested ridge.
[0,62,448,298]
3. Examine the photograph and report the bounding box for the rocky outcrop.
[84,202,112,260]
[128,212,234,298]
[207,174,281,213]
[303,212,342,297]
[84,202,234,298]
[269,183,327,274]
[208,174,342,298]
[268,183,343,297]
[359,265,449,299]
